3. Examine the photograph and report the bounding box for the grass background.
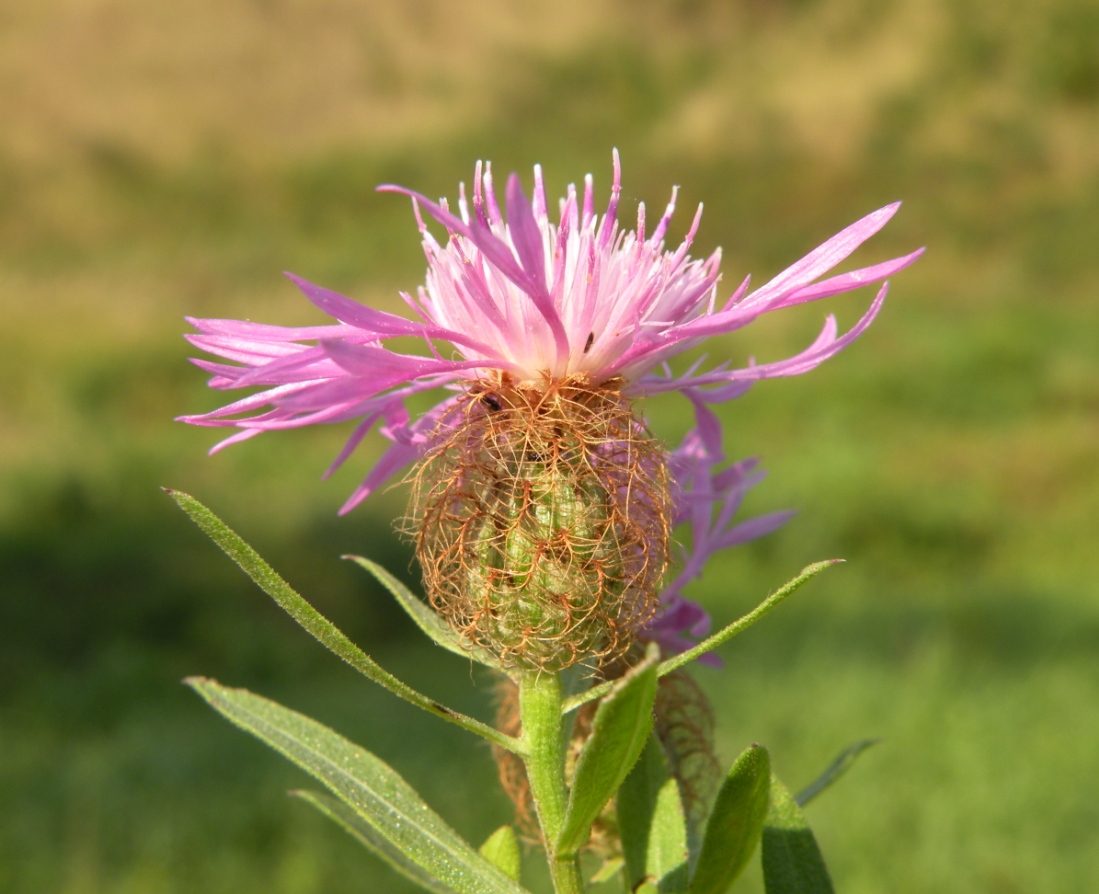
[2,0,1097,891]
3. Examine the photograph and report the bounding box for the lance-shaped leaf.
[557,647,659,857]
[618,739,688,892]
[167,490,521,754]
[618,739,669,886]
[648,779,690,891]
[589,857,625,885]
[188,678,529,894]
[796,739,879,807]
[293,789,454,894]
[346,555,504,672]
[761,776,834,894]
[479,826,521,881]
[690,744,770,894]
[564,562,841,714]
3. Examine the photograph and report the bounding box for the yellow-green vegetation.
[2,0,1097,891]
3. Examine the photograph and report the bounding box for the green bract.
[411,383,669,672]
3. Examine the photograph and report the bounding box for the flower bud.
[412,377,670,671]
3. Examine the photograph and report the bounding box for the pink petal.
[742,203,901,310]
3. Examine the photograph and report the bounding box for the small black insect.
[583,332,595,354]
[481,393,503,412]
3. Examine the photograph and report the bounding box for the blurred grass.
[1,0,1098,891]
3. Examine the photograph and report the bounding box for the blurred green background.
[2,0,1097,891]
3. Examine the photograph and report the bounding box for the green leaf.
[796,739,879,807]
[167,490,522,754]
[618,739,689,892]
[345,555,504,672]
[557,646,659,857]
[588,857,625,885]
[564,562,842,714]
[690,744,770,894]
[649,778,690,891]
[761,776,834,894]
[187,678,529,894]
[479,826,521,881]
[618,739,670,886]
[293,789,455,894]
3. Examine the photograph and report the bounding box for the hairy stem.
[518,671,584,894]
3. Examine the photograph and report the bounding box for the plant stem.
[518,671,584,894]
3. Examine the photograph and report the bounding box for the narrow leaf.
[588,857,625,885]
[618,739,672,887]
[796,739,879,807]
[346,555,503,672]
[167,490,521,754]
[690,744,770,894]
[557,647,659,857]
[648,778,690,891]
[564,562,841,713]
[479,826,521,881]
[618,739,689,892]
[187,678,529,894]
[761,776,834,894]
[294,789,454,894]
[657,560,840,679]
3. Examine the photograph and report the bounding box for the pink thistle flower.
[181,151,922,517]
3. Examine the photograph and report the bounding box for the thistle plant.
[174,153,921,894]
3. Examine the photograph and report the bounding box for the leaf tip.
[163,488,196,511]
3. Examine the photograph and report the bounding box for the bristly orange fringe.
[409,374,670,671]
[654,669,721,834]
[491,677,538,840]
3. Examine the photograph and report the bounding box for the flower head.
[182,151,921,514]
[182,152,921,668]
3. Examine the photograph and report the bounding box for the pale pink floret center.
[404,155,719,385]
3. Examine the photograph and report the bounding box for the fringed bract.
[654,669,721,836]
[411,375,670,671]
[491,677,538,840]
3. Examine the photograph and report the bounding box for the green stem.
[518,672,584,894]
